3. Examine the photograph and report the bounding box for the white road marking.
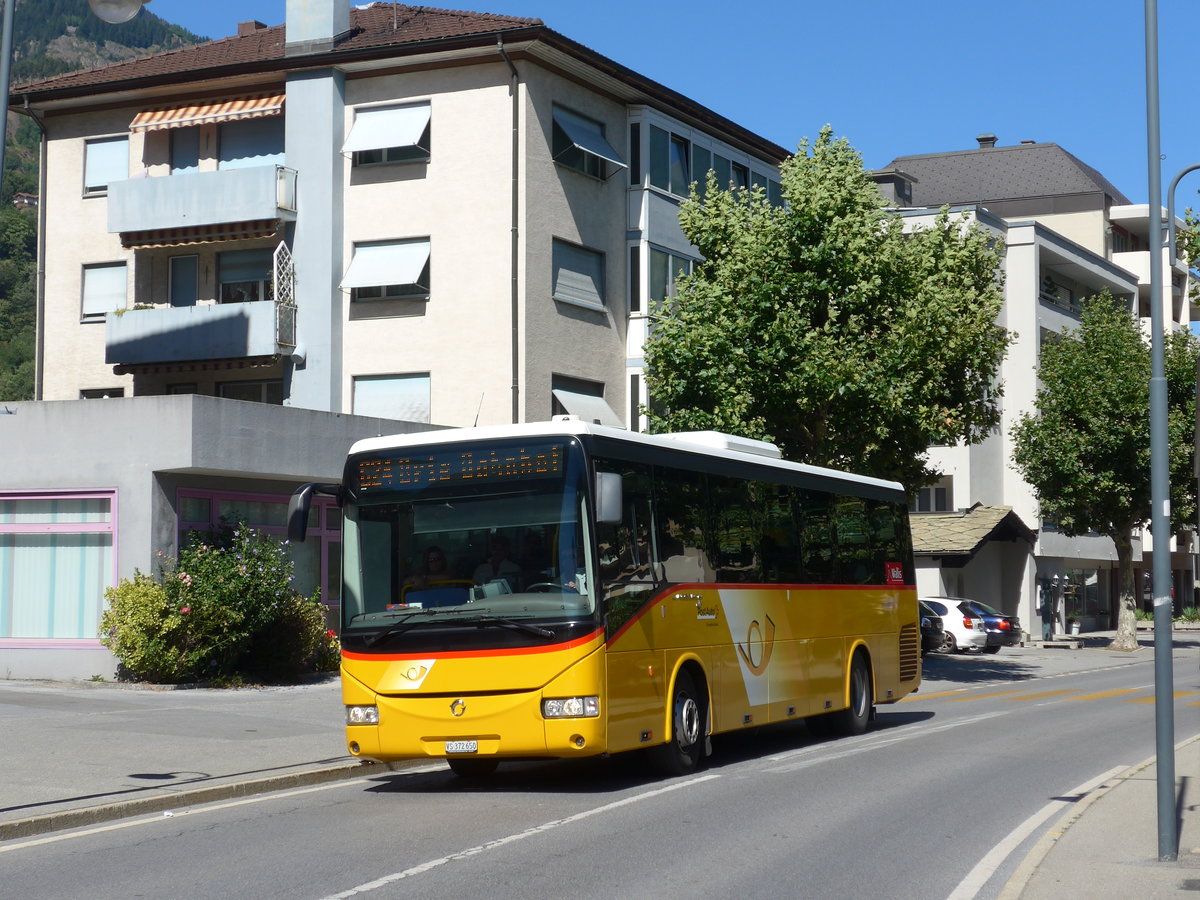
[0,763,448,854]
[319,773,723,898]
[765,711,1006,771]
[944,766,1127,900]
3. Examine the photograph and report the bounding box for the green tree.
[643,127,1011,489]
[1011,294,1199,651]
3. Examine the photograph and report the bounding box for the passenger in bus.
[405,545,458,589]
[472,534,521,588]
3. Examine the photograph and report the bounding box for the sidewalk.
[1,634,1197,900]
[0,675,402,841]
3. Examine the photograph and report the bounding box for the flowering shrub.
[101,522,333,684]
[313,629,342,673]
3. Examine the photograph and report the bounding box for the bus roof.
[347,418,905,495]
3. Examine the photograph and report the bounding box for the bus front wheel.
[649,668,706,776]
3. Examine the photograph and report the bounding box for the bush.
[1180,607,1200,623]
[101,522,333,684]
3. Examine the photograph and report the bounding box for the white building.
[1,1,786,678]
[878,135,1195,637]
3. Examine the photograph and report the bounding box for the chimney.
[976,133,997,149]
[286,0,349,53]
[237,21,268,36]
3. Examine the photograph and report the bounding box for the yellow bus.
[288,420,920,777]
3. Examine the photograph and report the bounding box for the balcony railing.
[107,166,298,235]
[105,299,294,369]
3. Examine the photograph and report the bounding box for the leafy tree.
[1011,294,1199,651]
[643,127,1011,489]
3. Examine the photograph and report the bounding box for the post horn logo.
[737,614,776,676]
[450,699,466,717]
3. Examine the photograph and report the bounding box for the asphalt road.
[3,648,1196,900]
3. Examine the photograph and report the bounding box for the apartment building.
[878,136,1195,637]
[1,1,786,678]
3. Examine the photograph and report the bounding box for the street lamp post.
[1144,0,1177,864]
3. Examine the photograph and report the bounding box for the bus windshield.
[340,437,597,633]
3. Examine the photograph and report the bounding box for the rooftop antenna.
[473,394,485,427]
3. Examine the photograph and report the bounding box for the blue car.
[955,598,1022,653]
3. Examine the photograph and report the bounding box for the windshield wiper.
[365,608,554,647]
[459,616,556,639]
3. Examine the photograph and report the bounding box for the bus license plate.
[445,740,478,754]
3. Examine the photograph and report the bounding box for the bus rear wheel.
[447,757,499,778]
[827,652,872,737]
[649,668,705,777]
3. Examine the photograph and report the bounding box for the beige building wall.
[40,108,137,400]
[341,64,518,427]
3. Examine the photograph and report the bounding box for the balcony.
[107,166,297,241]
[105,299,296,372]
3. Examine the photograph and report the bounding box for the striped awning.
[120,219,280,249]
[130,94,285,133]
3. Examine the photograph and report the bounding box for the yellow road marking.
[900,689,970,702]
[998,689,1081,701]
[944,689,1028,702]
[1129,691,1199,704]
[1067,688,1142,701]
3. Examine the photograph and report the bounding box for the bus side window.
[709,474,761,583]
[834,495,872,585]
[653,466,714,584]
[796,489,836,584]
[759,481,801,583]
[595,462,655,632]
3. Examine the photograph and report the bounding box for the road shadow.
[919,652,1042,685]
[359,710,940,797]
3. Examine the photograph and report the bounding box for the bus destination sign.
[356,442,565,493]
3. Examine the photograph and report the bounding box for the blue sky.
[144,0,1197,208]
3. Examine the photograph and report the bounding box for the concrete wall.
[0,395,439,680]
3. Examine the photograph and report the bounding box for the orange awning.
[120,219,281,249]
[130,94,285,132]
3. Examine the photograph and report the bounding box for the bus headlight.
[542,696,599,718]
[346,705,379,725]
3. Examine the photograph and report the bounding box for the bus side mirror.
[595,472,622,524]
[288,482,340,543]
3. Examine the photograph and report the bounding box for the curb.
[0,759,408,843]
[997,733,1200,899]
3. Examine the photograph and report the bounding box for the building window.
[550,374,620,426]
[83,137,128,195]
[81,263,127,321]
[731,162,749,190]
[170,127,200,174]
[218,380,283,405]
[353,373,431,423]
[218,248,273,303]
[218,117,284,170]
[170,255,199,307]
[551,105,625,179]
[649,126,690,196]
[177,488,341,609]
[552,239,605,310]
[910,477,953,513]
[0,492,115,640]
[343,101,431,165]
[649,246,693,308]
[341,239,431,302]
[80,388,125,399]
